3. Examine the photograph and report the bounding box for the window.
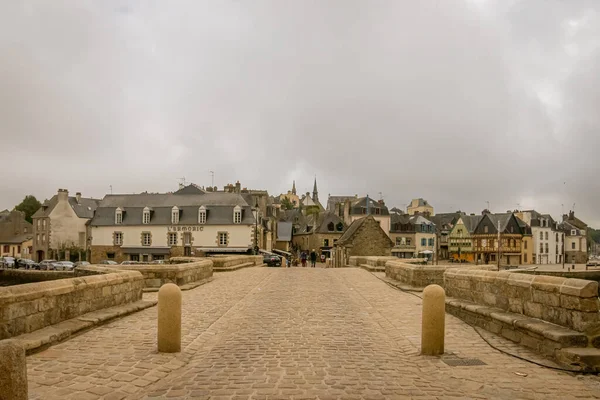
[114,232,123,246]
[198,206,207,224]
[168,232,178,246]
[17,245,21,253]
[328,222,334,232]
[42,219,46,230]
[524,240,527,249]
[540,232,544,240]
[183,232,191,246]
[37,220,40,229]
[233,206,242,224]
[556,233,559,242]
[115,208,123,224]
[130,254,140,261]
[42,234,46,244]
[571,230,576,236]
[143,207,151,224]
[153,255,165,261]
[323,239,329,247]
[106,252,115,259]
[218,232,228,246]
[375,208,380,215]
[23,227,27,233]
[524,253,528,263]
[421,238,426,246]
[36,234,40,244]
[3,245,8,252]
[545,243,549,253]
[540,243,544,254]
[484,226,488,233]
[336,222,344,232]
[572,242,576,250]
[396,237,402,246]
[545,232,548,240]
[428,238,434,246]
[142,232,151,246]
[171,206,179,224]
[406,239,411,246]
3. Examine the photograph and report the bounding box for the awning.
[121,247,170,255]
[197,247,250,253]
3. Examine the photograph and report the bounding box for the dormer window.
[172,206,180,224]
[198,206,207,224]
[336,222,344,232]
[233,205,242,224]
[328,222,334,232]
[115,208,123,224]
[143,207,150,224]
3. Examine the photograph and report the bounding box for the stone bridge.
[16,267,600,399]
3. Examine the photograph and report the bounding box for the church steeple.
[292,180,296,195]
[312,176,318,203]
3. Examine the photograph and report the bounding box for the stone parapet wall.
[349,256,397,268]
[89,259,214,289]
[0,268,144,340]
[385,261,496,289]
[444,268,600,333]
[0,270,74,284]
[208,255,263,269]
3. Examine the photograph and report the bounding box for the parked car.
[263,254,281,267]
[586,260,600,267]
[39,259,59,270]
[16,258,39,270]
[73,261,90,268]
[55,261,75,271]
[120,261,140,265]
[99,260,118,265]
[149,260,167,265]
[1,256,16,268]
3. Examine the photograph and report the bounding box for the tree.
[280,197,295,210]
[15,195,42,223]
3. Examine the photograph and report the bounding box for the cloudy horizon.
[1,1,598,225]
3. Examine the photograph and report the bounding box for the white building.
[89,188,258,263]
[517,210,563,264]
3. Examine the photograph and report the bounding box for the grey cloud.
[0,1,598,226]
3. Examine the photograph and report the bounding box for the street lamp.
[252,200,259,255]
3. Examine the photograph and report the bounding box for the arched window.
[198,206,206,224]
[327,222,334,231]
[233,205,242,224]
[171,206,180,224]
[115,207,123,224]
[336,222,344,232]
[142,207,150,224]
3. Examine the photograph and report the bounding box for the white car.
[55,261,75,271]
[1,257,15,268]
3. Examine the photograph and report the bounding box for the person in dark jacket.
[310,249,317,268]
[300,251,307,267]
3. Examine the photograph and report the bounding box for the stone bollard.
[158,283,182,353]
[421,284,445,356]
[0,339,28,400]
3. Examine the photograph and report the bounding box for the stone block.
[0,340,27,400]
[560,279,599,298]
[560,295,599,312]
[570,311,600,333]
[508,297,524,314]
[531,275,565,293]
[531,289,560,307]
[523,301,544,319]
[501,326,522,343]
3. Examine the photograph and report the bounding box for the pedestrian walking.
[301,251,307,267]
[310,249,317,268]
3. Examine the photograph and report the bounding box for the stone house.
[407,198,434,216]
[515,210,564,264]
[0,210,33,259]
[561,211,588,264]
[332,216,393,267]
[330,196,391,236]
[89,190,257,263]
[289,211,346,258]
[31,189,100,262]
[448,214,482,263]
[472,212,525,266]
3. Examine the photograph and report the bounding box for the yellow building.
[407,198,434,216]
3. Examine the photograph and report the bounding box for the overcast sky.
[1,0,599,226]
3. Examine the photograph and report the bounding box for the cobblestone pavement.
[27,267,600,399]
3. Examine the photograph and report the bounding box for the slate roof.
[458,215,483,234]
[315,212,345,234]
[425,212,461,231]
[277,222,293,242]
[32,195,100,219]
[90,192,254,226]
[0,233,32,244]
[350,197,390,216]
[174,184,206,194]
[337,217,369,245]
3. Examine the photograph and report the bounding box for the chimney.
[57,188,69,202]
[235,181,241,194]
[569,211,575,219]
[76,192,82,203]
[343,200,351,224]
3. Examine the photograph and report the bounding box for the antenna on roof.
[110,185,113,195]
[209,170,215,187]
[486,201,490,211]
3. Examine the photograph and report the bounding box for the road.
[27,267,600,399]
